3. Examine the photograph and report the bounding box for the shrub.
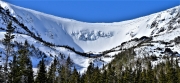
[174,36,180,44]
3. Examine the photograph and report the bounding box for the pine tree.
[59,56,72,83]
[9,55,19,83]
[0,52,5,82]
[175,58,180,82]
[167,67,178,83]
[0,66,5,82]
[166,57,175,83]
[70,67,80,83]
[66,56,73,68]
[146,61,154,83]
[59,65,67,83]
[140,69,147,83]
[35,58,47,83]
[102,70,108,83]
[8,41,33,83]
[122,67,129,83]
[107,64,116,83]
[3,21,15,82]
[0,51,4,82]
[17,41,34,83]
[92,66,102,83]
[47,58,57,83]
[24,40,29,47]
[84,62,94,83]
[80,74,86,83]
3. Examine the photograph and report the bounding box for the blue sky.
[5,0,180,23]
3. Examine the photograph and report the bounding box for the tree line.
[1,22,180,83]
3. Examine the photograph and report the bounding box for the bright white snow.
[0,1,179,73]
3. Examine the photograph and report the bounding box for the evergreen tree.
[167,67,178,83]
[102,70,108,83]
[140,69,147,83]
[122,67,129,83]
[84,62,94,83]
[35,58,47,83]
[9,55,19,83]
[66,56,73,68]
[0,66,5,82]
[56,56,73,83]
[18,41,34,83]
[70,67,80,83]
[107,64,116,83]
[92,66,102,83]
[159,65,166,83]
[146,61,154,83]
[0,51,5,82]
[8,41,33,83]
[80,74,86,83]
[3,21,15,82]
[24,40,29,47]
[47,58,57,83]
[0,52,4,82]
[59,65,68,83]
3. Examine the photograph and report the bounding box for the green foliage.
[4,47,180,83]
[3,21,15,82]
[4,21,15,45]
[9,55,19,83]
[35,58,47,83]
[9,41,34,83]
[2,30,180,83]
[69,67,80,83]
[18,49,34,83]
[47,58,57,83]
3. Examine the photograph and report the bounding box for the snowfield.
[0,1,179,73]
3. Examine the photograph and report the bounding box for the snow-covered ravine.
[0,1,179,73]
[0,1,179,53]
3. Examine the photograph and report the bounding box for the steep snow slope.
[0,1,179,73]
[1,1,179,53]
